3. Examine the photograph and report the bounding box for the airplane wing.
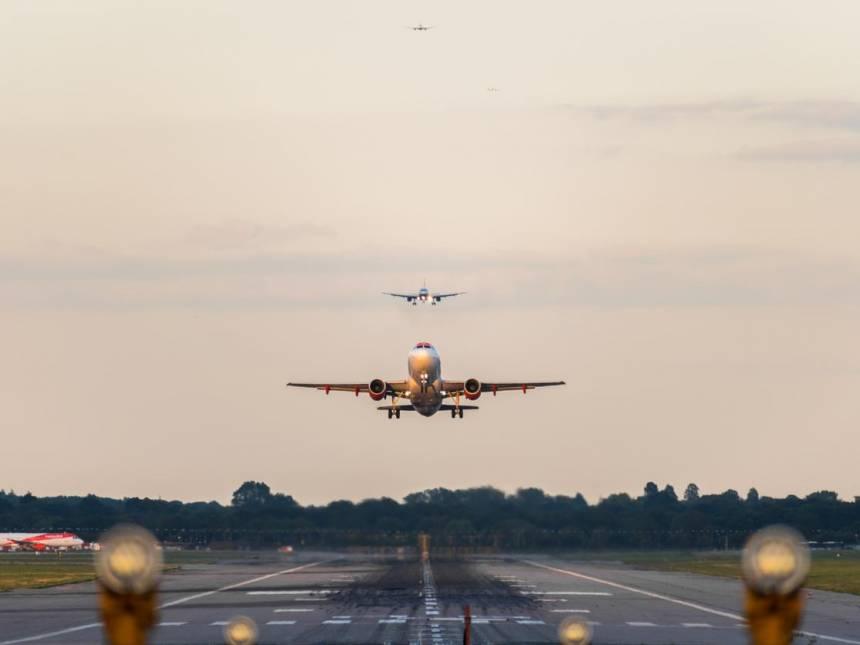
[432,292,465,301]
[383,292,417,302]
[288,381,409,395]
[442,380,565,395]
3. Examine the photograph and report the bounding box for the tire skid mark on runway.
[0,560,329,645]
[523,559,860,645]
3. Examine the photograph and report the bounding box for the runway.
[1,552,857,644]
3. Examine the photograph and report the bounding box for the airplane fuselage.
[407,343,443,416]
[0,532,84,551]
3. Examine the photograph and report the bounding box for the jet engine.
[368,379,388,401]
[464,378,482,400]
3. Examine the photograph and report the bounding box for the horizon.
[1,480,850,508]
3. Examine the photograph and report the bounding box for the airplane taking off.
[384,284,464,305]
[0,532,84,551]
[408,23,434,31]
[288,342,564,418]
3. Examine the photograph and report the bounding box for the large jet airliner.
[0,532,84,551]
[288,342,564,418]
[383,284,464,305]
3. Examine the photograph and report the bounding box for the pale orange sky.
[2,1,860,504]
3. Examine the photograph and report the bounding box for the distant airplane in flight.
[0,532,84,551]
[288,342,564,418]
[384,283,464,305]
[408,23,434,31]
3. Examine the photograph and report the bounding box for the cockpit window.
[414,342,433,349]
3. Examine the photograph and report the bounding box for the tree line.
[0,482,857,550]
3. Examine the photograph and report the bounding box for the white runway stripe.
[274,608,316,612]
[0,624,100,645]
[550,609,591,613]
[522,591,612,596]
[247,590,332,595]
[683,623,713,628]
[158,622,187,626]
[323,619,351,624]
[267,620,297,625]
[627,621,657,627]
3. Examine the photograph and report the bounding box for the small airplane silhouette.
[487,87,501,93]
[408,23,435,31]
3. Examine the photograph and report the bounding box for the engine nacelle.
[368,379,387,401]
[464,378,482,400]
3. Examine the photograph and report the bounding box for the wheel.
[458,409,464,418]
[387,409,392,419]
[451,409,456,418]
[395,409,401,419]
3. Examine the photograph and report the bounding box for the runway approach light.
[742,525,810,596]
[558,617,592,645]
[223,616,259,645]
[95,524,163,594]
[741,525,809,645]
[95,524,163,645]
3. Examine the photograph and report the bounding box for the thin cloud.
[2,247,860,309]
[738,139,860,163]
[564,99,860,132]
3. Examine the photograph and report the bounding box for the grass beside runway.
[0,552,97,591]
[555,550,860,595]
[0,549,277,592]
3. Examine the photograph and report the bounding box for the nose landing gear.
[387,408,401,419]
[450,408,463,418]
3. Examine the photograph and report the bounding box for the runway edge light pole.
[94,524,163,645]
[741,525,810,645]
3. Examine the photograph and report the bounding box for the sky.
[2,1,860,505]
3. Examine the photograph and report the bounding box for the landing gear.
[450,408,463,418]
[387,409,401,419]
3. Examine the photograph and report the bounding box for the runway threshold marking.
[522,560,860,645]
[0,560,329,645]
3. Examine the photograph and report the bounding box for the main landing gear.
[450,408,464,418]
[387,408,401,419]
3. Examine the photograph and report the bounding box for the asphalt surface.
[0,551,858,644]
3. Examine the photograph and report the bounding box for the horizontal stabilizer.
[439,404,479,411]
[376,405,417,411]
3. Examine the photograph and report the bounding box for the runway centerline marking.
[522,560,860,645]
[0,560,329,645]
